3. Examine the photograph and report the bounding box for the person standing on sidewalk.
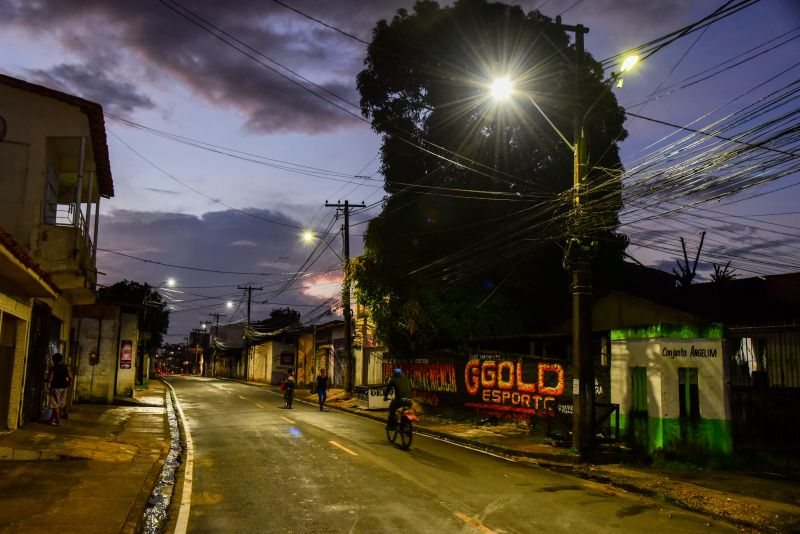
[283,370,296,409]
[315,368,328,411]
[46,353,72,426]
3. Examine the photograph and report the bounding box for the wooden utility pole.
[325,200,365,393]
[237,285,262,380]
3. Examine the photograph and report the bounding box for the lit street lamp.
[490,30,637,460]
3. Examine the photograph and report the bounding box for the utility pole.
[237,285,262,380]
[208,312,225,377]
[325,200,365,394]
[551,16,594,461]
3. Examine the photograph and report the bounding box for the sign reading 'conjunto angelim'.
[661,345,718,358]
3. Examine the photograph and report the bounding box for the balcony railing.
[41,201,93,260]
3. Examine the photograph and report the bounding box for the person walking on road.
[283,370,296,409]
[315,368,328,411]
[46,353,73,426]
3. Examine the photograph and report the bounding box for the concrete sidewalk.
[0,382,170,534]
[293,385,800,533]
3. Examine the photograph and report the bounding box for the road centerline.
[280,416,296,424]
[453,511,497,534]
[329,440,358,456]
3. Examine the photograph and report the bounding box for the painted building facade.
[611,323,732,460]
[0,74,113,423]
[0,229,60,430]
[71,304,139,403]
[247,339,296,385]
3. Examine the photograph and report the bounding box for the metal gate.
[727,327,800,477]
[22,302,62,424]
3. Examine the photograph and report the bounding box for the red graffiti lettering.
[538,363,565,396]
[516,362,536,392]
[482,361,497,388]
[497,361,515,390]
[466,360,480,396]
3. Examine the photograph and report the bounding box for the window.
[678,368,699,419]
[630,367,647,415]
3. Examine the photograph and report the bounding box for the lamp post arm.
[526,95,575,153]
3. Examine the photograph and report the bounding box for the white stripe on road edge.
[453,512,497,534]
[238,395,246,400]
[420,432,519,463]
[165,381,194,534]
[280,416,295,424]
[329,440,358,456]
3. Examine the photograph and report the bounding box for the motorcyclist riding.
[384,368,412,429]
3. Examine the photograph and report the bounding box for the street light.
[302,229,343,261]
[490,46,637,460]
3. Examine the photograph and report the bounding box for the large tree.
[98,280,170,351]
[354,0,628,352]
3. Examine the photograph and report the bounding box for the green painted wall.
[611,323,723,341]
[618,413,733,458]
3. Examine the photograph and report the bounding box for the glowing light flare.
[620,54,639,73]
[301,230,314,243]
[166,277,176,287]
[489,77,514,101]
[226,301,234,309]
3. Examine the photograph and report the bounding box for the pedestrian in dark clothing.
[46,353,73,426]
[315,368,328,411]
[384,368,412,429]
[283,370,296,409]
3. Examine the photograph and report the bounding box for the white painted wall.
[612,337,727,421]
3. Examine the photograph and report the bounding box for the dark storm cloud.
[3,0,697,132]
[97,207,342,334]
[27,63,155,115]
[1,0,402,133]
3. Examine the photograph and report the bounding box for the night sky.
[2,0,798,340]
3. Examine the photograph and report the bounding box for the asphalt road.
[167,376,736,533]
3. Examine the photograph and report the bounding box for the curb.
[139,380,184,534]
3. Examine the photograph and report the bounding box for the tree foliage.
[97,280,170,351]
[353,0,629,352]
[255,307,302,330]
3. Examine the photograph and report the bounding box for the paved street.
[168,376,736,533]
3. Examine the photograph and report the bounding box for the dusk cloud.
[1,0,699,133]
[27,62,155,115]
